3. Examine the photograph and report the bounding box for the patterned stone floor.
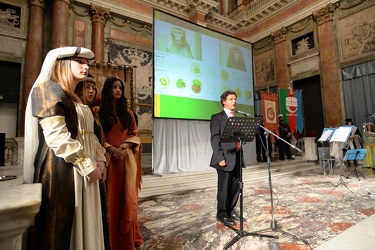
[138,167,375,249]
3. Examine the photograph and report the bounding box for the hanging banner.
[261,92,279,141]
[295,89,304,134]
[279,88,297,134]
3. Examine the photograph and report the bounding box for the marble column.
[90,4,110,63]
[272,27,290,89]
[22,0,45,137]
[314,4,342,127]
[51,0,70,49]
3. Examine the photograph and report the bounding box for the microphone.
[236,110,251,117]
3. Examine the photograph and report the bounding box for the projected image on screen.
[154,10,254,120]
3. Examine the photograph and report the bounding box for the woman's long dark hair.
[99,76,132,133]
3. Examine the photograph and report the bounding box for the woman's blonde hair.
[50,58,82,103]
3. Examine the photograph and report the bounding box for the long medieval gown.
[364,132,375,168]
[27,80,107,250]
[104,112,143,250]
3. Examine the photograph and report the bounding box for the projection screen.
[153,10,254,120]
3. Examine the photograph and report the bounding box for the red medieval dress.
[105,113,143,250]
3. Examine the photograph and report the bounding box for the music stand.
[344,149,366,181]
[318,147,334,178]
[318,128,336,179]
[328,126,357,196]
[220,117,276,250]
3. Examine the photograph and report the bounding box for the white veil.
[23,47,95,183]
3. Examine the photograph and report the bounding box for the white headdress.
[23,47,95,183]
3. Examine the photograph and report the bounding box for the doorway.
[294,75,324,138]
[0,60,21,138]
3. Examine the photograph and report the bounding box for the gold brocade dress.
[28,80,106,250]
[364,132,375,168]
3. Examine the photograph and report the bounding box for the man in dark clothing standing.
[277,114,293,160]
[255,114,271,162]
[209,90,245,226]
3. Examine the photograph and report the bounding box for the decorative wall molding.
[336,4,375,64]
[337,0,366,10]
[28,0,45,8]
[253,36,273,51]
[74,0,153,23]
[74,0,340,43]
[0,35,24,57]
[313,3,335,25]
[89,3,110,25]
[140,0,219,20]
[109,17,152,36]
[71,1,152,36]
[289,16,313,34]
[289,53,320,78]
[272,26,287,44]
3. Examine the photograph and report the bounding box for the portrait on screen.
[227,45,247,71]
[168,26,194,59]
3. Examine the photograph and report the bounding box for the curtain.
[152,119,256,175]
[342,60,375,132]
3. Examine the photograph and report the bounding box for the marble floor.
[137,160,375,250]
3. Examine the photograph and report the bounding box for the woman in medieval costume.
[99,76,143,250]
[363,122,375,170]
[75,73,112,249]
[24,46,108,250]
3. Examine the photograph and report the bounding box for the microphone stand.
[364,113,375,118]
[250,125,309,245]
[222,116,276,250]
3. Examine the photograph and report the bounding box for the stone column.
[51,0,70,49]
[272,27,290,89]
[90,4,110,63]
[22,0,45,136]
[314,4,342,127]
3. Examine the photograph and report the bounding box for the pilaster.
[272,27,289,89]
[51,0,70,48]
[22,0,46,136]
[90,3,110,63]
[313,3,342,127]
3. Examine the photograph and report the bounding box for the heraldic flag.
[279,88,304,136]
[261,92,278,140]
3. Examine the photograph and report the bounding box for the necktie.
[230,112,241,151]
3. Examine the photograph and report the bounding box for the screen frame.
[152,9,255,121]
